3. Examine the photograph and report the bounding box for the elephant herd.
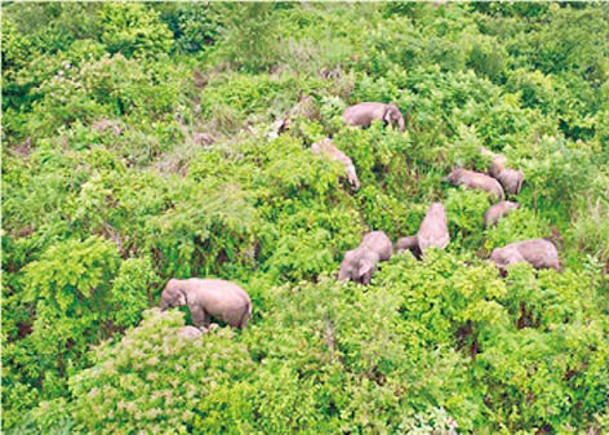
[160,101,560,335]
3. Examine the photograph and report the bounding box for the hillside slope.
[2,3,609,433]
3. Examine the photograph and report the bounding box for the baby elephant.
[417,202,450,252]
[338,231,392,285]
[484,201,520,228]
[160,278,252,329]
[311,138,360,190]
[490,239,560,271]
[343,102,405,132]
[445,168,505,202]
[177,326,204,339]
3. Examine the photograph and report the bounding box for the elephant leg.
[238,305,250,329]
[190,306,210,328]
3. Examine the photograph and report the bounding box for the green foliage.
[111,257,159,328]
[213,3,281,73]
[445,188,490,251]
[466,35,507,81]
[21,236,120,375]
[154,3,225,54]
[100,3,173,58]
[483,207,551,253]
[3,2,609,433]
[69,309,254,433]
[570,199,609,272]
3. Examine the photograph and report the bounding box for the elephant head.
[159,279,187,311]
[338,247,380,285]
[443,168,463,184]
[384,104,405,132]
[484,201,521,228]
[489,246,524,270]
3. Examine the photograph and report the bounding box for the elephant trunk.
[397,115,405,132]
[159,299,169,311]
[346,164,360,191]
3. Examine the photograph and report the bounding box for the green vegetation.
[3,2,609,433]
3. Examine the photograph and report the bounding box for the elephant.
[417,202,450,251]
[489,239,560,271]
[361,230,393,261]
[343,102,405,132]
[480,147,507,178]
[311,138,360,190]
[160,278,252,329]
[484,201,520,228]
[480,147,524,194]
[445,168,505,202]
[338,230,393,284]
[395,235,421,259]
[338,246,381,285]
[177,326,204,339]
[497,168,524,195]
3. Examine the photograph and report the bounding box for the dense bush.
[2,2,608,433]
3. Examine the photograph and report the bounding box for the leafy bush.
[100,3,173,58]
[69,309,254,433]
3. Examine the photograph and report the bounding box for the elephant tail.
[238,300,252,329]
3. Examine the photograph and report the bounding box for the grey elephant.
[496,168,524,195]
[160,278,252,329]
[338,246,380,285]
[177,326,204,339]
[484,201,520,228]
[480,147,524,195]
[361,230,393,261]
[489,239,560,271]
[338,230,392,285]
[480,147,507,178]
[343,102,405,132]
[395,235,421,259]
[311,138,360,190]
[417,202,450,251]
[445,168,505,201]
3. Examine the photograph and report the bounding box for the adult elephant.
[489,239,560,272]
[343,102,405,132]
[444,168,505,202]
[160,278,252,329]
[417,202,450,252]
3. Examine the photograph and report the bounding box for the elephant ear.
[517,170,524,193]
[169,286,187,307]
[358,259,375,284]
[383,106,394,123]
[385,105,405,132]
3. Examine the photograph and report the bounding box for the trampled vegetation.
[2,3,609,433]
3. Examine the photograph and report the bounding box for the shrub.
[69,309,254,433]
[100,3,173,58]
